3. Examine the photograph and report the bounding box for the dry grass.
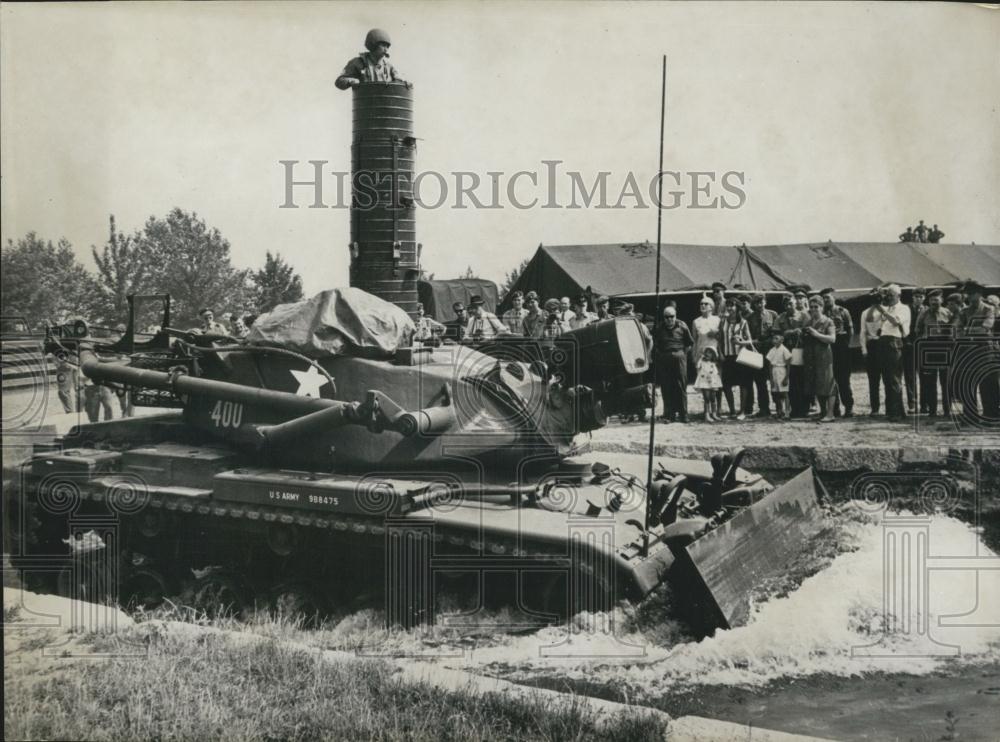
[4,621,664,742]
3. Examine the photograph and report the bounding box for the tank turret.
[9,74,825,633]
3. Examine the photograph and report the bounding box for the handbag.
[736,347,764,370]
[790,348,804,366]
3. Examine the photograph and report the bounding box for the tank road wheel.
[269,582,328,625]
[121,567,173,611]
[192,569,248,618]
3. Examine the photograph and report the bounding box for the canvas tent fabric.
[504,242,1000,307]
[417,279,499,322]
[247,287,414,359]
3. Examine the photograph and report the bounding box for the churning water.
[318,507,1000,694]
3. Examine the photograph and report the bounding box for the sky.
[2,1,998,295]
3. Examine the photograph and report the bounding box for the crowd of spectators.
[648,280,997,425]
[436,279,998,428]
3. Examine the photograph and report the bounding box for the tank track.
[13,462,592,624]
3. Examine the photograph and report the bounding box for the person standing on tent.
[902,288,926,413]
[928,224,945,243]
[654,306,693,423]
[336,29,404,89]
[899,226,916,243]
[821,288,855,417]
[501,291,528,336]
[915,220,929,243]
[915,289,953,417]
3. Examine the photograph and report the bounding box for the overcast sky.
[2,1,998,295]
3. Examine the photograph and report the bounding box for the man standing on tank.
[336,29,404,89]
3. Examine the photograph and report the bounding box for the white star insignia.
[290,366,330,397]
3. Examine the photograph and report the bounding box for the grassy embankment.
[3,607,664,742]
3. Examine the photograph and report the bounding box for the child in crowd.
[694,346,723,422]
[767,332,793,418]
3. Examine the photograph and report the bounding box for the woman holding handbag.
[803,295,838,422]
[719,297,754,420]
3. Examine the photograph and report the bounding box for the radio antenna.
[643,55,667,556]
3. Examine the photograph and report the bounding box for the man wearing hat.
[445,301,469,342]
[956,280,998,418]
[821,288,855,417]
[654,305,693,423]
[902,288,926,413]
[569,294,597,330]
[336,29,405,89]
[465,295,510,341]
[711,282,727,316]
[915,289,954,416]
[744,291,777,416]
[501,290,528,336]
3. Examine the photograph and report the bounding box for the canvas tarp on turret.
[247,287,414,359]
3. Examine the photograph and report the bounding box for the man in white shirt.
[860,284,910,420]
[465,295,510,341]
[558,297,576,325]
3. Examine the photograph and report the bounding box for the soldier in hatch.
[336,29,405,90]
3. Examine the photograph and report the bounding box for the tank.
[8,81,826,633]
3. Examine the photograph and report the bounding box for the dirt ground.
[593,372,1000,451]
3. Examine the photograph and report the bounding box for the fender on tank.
[349,81,420,317]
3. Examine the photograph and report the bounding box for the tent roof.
[506,241,1000,302]
[531,243,740,297]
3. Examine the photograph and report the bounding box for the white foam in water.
[336,512,1000,691]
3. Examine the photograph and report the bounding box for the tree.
[499,257,531,300]
[251,251,304,313]
[1,233,100,325]
[91,215,153,325]
[138,208,251,326]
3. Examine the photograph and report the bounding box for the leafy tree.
[138,208,251,327]
[251,251,304,313]
[91,215,153,325]
[1,233,100,326]
[499,257,531,300]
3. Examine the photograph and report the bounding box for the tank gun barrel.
[79,347,339,417]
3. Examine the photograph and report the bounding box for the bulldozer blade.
[674,468,825,634]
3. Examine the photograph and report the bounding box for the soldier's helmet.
[365,28,391,51]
